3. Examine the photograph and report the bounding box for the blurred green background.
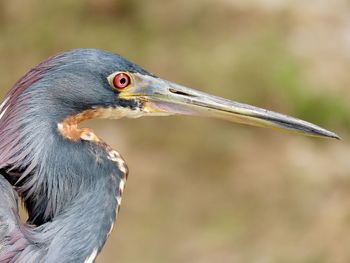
[1,0,350,262]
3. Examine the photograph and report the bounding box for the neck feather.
[10,170,125,262]
[0,139,128,262]
[0,102,128,261]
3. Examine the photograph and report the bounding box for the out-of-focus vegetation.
[1,0,349,262]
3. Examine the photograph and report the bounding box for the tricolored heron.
[0,49,338,262]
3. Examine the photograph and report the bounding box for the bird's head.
[0,48,339,149]
[21,48,335,140]
[0,48,339,178]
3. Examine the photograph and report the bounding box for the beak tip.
[318,130,341,140]
[332,133,341,140]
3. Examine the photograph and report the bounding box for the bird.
[0,49,338,263]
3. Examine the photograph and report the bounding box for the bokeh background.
[0,0,349,262]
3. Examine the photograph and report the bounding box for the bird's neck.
[1,112,128,261]
[0,89,129,261]
[17,136,128,262]
[33,174,121,262]
[4,173,121,263]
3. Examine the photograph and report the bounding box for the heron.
[0,49,338,262]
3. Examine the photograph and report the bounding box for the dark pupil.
[120,77,126,85]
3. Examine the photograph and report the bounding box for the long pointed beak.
[119,73,339,139]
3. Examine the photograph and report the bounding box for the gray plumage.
[0,49,141,262]
[0,48,339,263]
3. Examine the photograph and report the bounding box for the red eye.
[113,73,130,89]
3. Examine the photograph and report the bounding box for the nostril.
[169,88,196,97]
